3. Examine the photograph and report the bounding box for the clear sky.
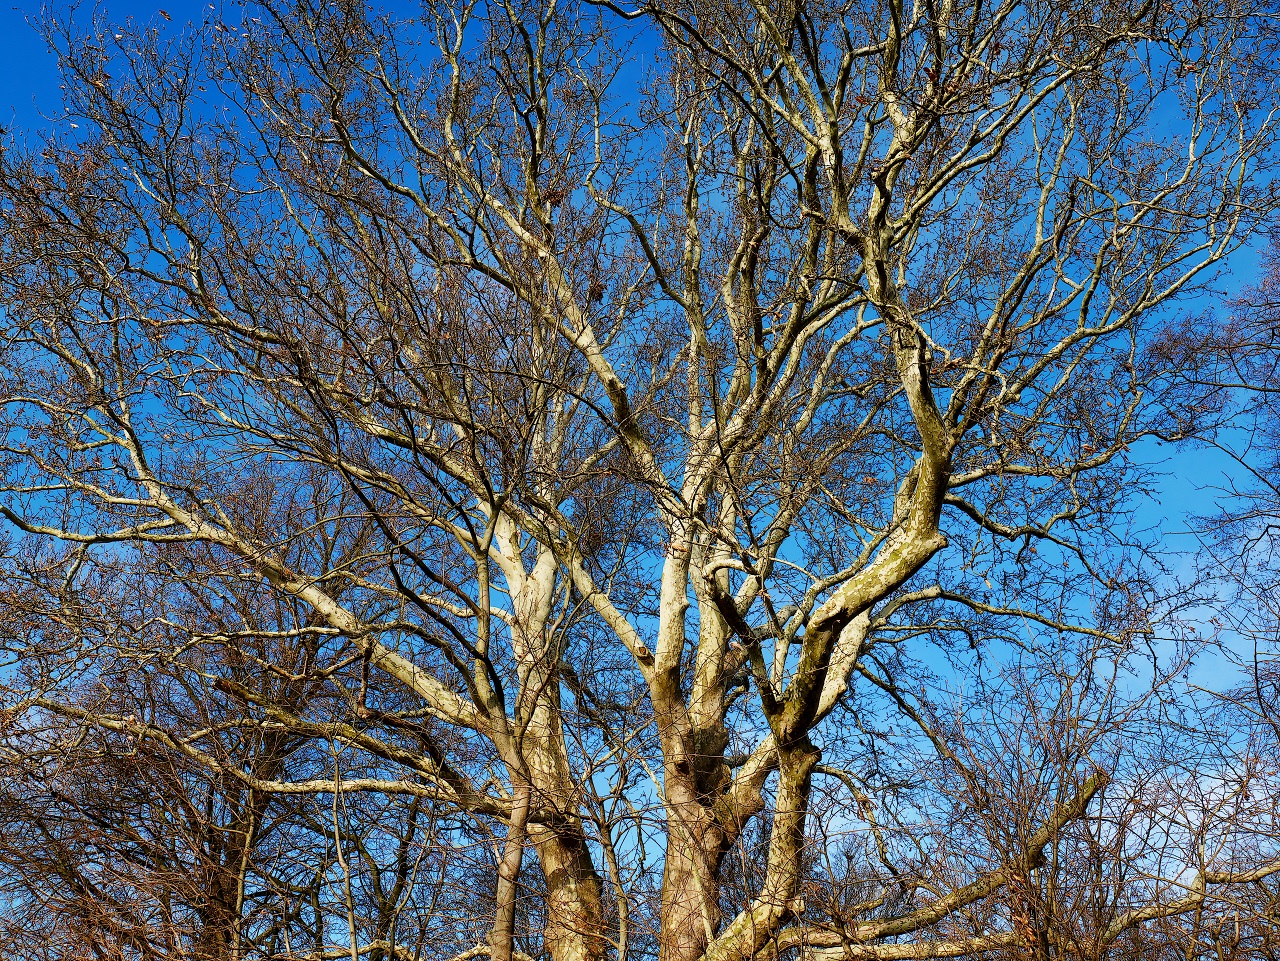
[0,2,219,133]
[0,4,56,133]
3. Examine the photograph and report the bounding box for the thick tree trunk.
[517,675,609,961]
[654,724,732,961]
[658,815,724,961]
[532,825,608,961]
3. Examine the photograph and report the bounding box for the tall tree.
[2,1,1279,959]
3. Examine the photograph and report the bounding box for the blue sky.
[0,2,217,132]
[0,5,56,132]
[1,3,148,130]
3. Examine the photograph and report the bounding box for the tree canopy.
[2,1,1279,960]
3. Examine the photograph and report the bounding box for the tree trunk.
[658,811,724,961]
[532,824,608,961]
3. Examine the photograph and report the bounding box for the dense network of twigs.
[1,0,1279,959]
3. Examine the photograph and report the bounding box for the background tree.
[1152,240,1280,961]
[1,0,1279,960]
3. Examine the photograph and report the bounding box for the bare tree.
[1155,239,1280,961]
[2,0,1279,959]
